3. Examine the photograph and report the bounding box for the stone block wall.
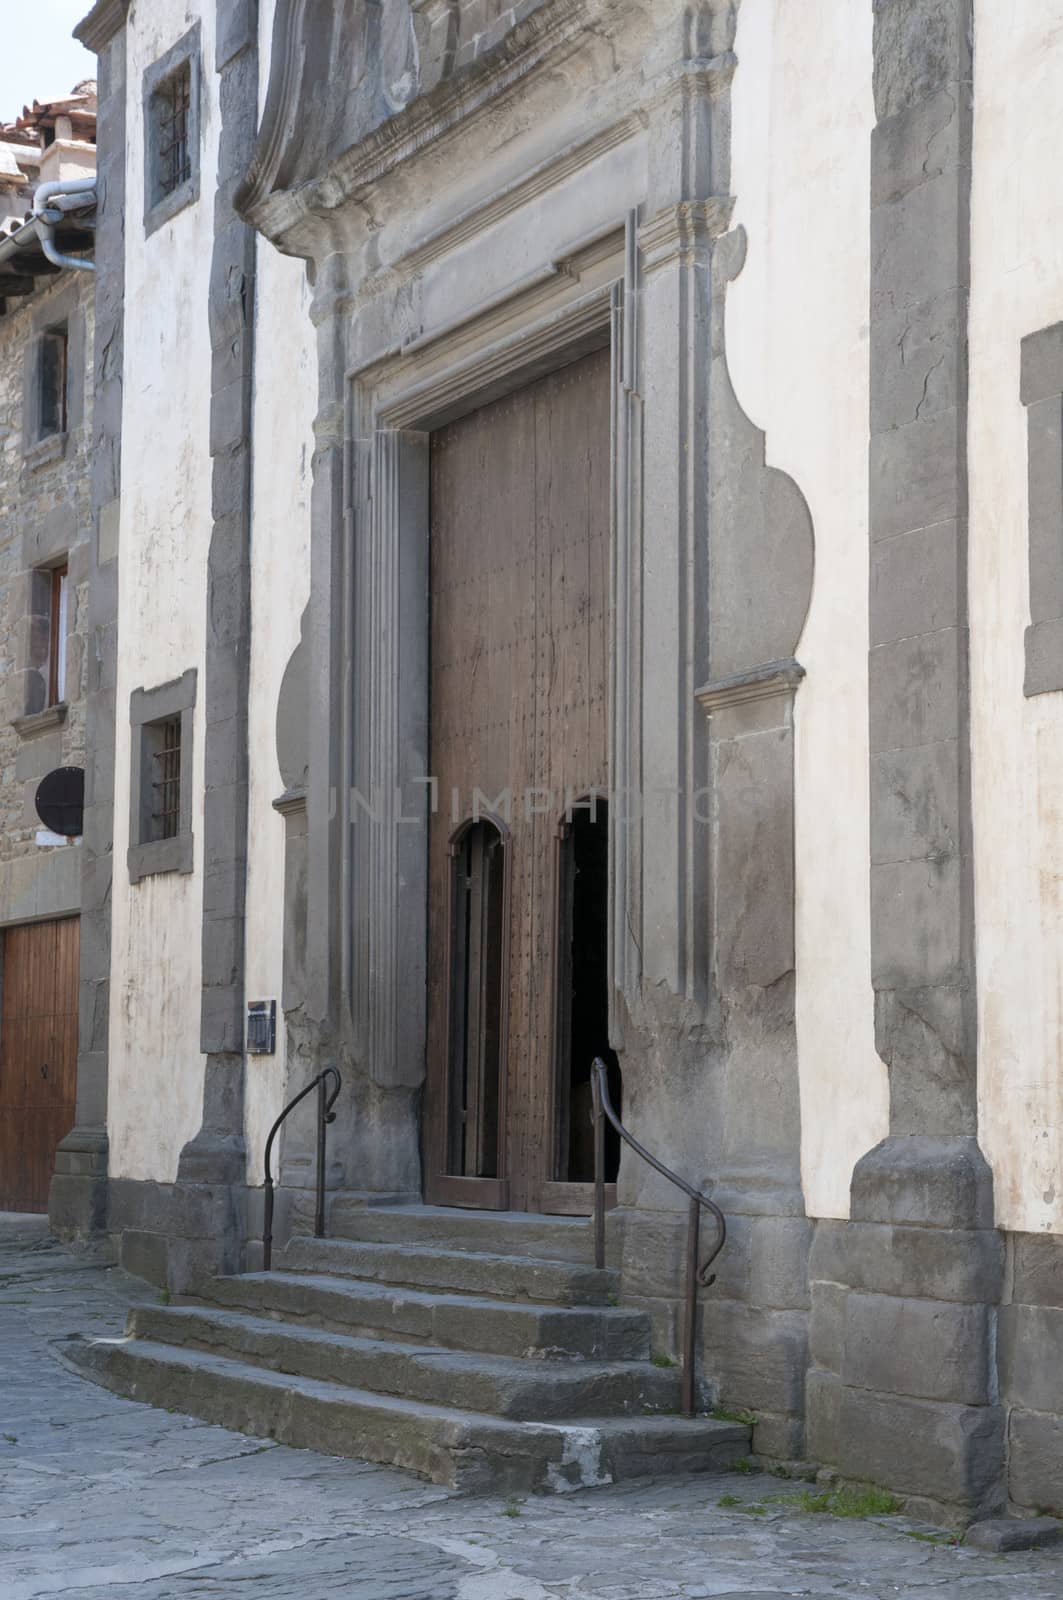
[807,1173,1006,1523]
[998,1234,1063,1515]
[617,1207,811,1463]
[0,270,94,918]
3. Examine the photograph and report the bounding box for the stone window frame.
[1021,322,1063,696]
[128,668,196,883]
[9,480,82,740]
[143,23,202,238]
[22,281,87,468]
[9,555,73,740]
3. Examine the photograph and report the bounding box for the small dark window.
[38,327,68,440]
[448,819,507,1180]
[153,61,192,200]
[128,667,196,882]
[555,798,620,1183]
[47,563,68,707]
[146,716,182,841]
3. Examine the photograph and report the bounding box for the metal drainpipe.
[33,176,96,272]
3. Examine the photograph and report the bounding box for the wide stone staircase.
[71,1206,749,1492]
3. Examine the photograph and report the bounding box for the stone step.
[200,1271,650,1361]
[282,1236,619,1306]
[132,1304,677,1419]
[328,1203,606,1265]
[68,1337,749,1493]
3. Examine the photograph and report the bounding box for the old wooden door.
[0,918,79,1212]
[425,349,611,1212]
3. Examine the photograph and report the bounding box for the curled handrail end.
[263,1066,344,1186]
[590,1056,726,1275]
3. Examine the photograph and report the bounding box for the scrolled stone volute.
[237,0,564,247]
[237,0,372,224]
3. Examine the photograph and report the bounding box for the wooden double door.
[424,349,618,1213]
[0,918,79,1212]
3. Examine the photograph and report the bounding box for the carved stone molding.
[272,788,307,818]
[12,703,69,739]
[696,659,806,715]
[237,0,595,249]
[638,197,734,273]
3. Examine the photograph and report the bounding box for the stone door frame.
[278,25,813,1233]
[334,222,643,1198]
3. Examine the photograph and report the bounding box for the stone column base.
[807,1137,1005,1524]
[49,1126,109,1239]
[168,1128,248,1294]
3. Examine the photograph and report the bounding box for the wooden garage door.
[0,918,79,1213]
[425,349,611,1213]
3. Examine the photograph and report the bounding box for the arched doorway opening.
[553,798,621,1189]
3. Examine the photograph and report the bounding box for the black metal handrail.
[591,1057,726,1418]
[262,1066,342,1271]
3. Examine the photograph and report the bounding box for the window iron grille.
[156,64,191,199]
[150,716,182,840]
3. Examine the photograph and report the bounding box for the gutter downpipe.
[33,176,96,272]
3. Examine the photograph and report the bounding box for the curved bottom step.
[67,1336,750,1495]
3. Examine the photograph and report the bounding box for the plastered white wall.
[728,0,887,1219]
[243,0,317,1186]
[971,0,1063,1235]
[108,1,219,1182]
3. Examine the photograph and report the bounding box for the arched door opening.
[554,799,621,1186]
[446,818,507,1182]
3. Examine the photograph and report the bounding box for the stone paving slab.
[1,1219,1062,1599]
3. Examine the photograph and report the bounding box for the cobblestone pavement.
[2,1216,1062,1600]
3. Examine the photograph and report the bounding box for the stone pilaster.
[168,0,259,1291]
[807,0,1004,1523]
[616,5,815,1463]
[49,0,130,1240]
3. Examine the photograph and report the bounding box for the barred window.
[128,669,196,882]
[143,26,200,234]
[154,62,191,200]
[146,716,182,841]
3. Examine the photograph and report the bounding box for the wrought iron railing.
[591,1057,726,1418]
[262,1066,342,1271]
